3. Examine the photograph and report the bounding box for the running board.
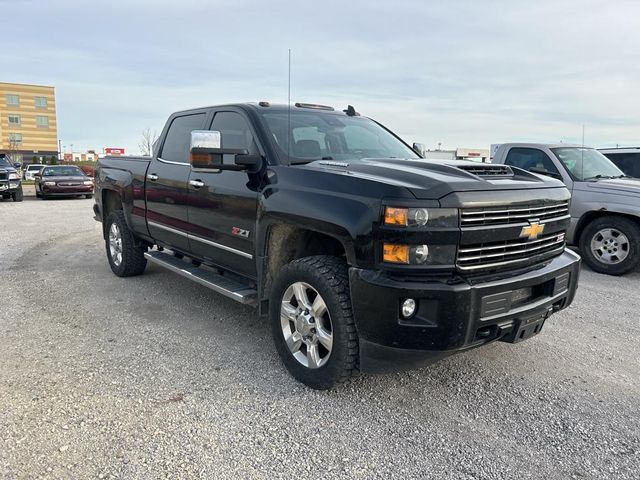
[144,251,258,306]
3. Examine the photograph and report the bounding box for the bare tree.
[139,128,159,156]
[7,136,21,164]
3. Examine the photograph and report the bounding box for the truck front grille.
[0,172,7,181]
[461,201,569,227]
[457,232,566,271]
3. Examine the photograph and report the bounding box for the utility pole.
[58,139,62,161]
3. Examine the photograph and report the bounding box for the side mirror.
[190,130,263,173]
[412,142,426,157]
[14,163,22,169]
[529,167,562,180]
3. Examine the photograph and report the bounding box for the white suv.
[24,164,45,181]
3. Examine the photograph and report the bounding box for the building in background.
[104,147,125,156]
[0,82,58,165]
[424,147,490,163]
[63,150,98,163]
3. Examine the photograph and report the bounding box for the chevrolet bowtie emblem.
[520,221,545,240]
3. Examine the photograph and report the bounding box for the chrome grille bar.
[461,201,569,226]
[457,233,566,271]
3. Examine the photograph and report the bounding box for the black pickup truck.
[94,102,580,389]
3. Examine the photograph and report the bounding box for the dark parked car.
[94,102,580,389]
[0,154,23,202]
[35,165,94,199]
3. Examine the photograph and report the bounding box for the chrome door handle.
[189,179,205,188]
[147,173,159,181]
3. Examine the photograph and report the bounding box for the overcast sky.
[4,0,639,154]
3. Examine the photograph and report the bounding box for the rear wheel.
[269,255,358,390]
[580,216,640,275]
[105,210,147,277]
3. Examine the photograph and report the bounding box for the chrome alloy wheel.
[590,228,630,265]
[280,282,333,369]
[108,223,123,267]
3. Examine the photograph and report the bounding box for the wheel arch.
[575,209,640,245]
[258,220,355,307]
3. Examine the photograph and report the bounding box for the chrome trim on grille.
[461,201,569,226]
[457,232,566,271]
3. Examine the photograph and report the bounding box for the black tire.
[579,216,640,275]
[269,255,358,390]
[85,194,93,199]
[12,186,24,202]
[105,210,147,277]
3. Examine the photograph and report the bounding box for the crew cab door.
[146,111,207,252]
[186,110,260,278]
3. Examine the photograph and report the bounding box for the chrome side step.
[144,251,258,306]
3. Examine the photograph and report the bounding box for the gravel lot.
[1,189,639,479]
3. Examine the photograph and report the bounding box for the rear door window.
[160,113,206,163]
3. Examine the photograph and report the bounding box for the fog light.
[401,298,417,318]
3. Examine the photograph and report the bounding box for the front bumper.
[349,249,581,373]
[43,185,93,195]
[0,181,21,193]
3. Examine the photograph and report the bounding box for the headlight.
[384,207,458,228]
[383,243,456,265]
[8,173,19,180]
[83,180,93,185]
[44,181,56,186]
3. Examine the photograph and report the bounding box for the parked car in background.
[34,165,94,200]
[493,143,640,275]
[0,154,24,202]
[24,164,46,181]
[79,165,95,177]
[599,147,640,178]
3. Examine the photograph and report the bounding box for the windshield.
[28,165,44,171]
[0,157,12,168]
[42,166,84,176]
[551,148,624,181]
[258,111,419,164]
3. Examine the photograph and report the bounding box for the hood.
[578,177,640,197]
[0,167,17,174]
[302,158,565,199]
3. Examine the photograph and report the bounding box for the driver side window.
[504,148,560,176]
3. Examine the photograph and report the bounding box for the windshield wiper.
[583,174,616,181]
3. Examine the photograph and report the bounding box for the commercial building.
[0,82,58,164]
[424,147,490,163]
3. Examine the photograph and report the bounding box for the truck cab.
[493,143,640,275]
[94,104,580,389]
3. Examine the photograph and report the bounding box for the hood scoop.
[457,164,513,177]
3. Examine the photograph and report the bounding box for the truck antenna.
[287,48,292,164]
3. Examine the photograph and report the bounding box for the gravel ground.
[1,189,639,479]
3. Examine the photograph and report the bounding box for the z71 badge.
[231,227,250,238]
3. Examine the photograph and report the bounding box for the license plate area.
[500,309,550,343]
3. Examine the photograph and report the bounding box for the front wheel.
[269,255,358,390]
[580,216,640,275]
[105,210,147,277]
[12,186,24,202]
